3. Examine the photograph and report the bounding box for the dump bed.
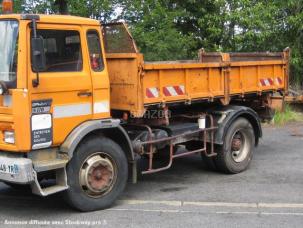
[103,23,289,117]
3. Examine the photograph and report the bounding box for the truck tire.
[64,136,128,212]
[215,118,254,174]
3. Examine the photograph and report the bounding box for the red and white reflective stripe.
[146,87,159,98]
[260,78,274,87]
[163,85,185,97]
[260,77,283,87]
[275,77,283,85]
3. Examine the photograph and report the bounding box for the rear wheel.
[64,136,128,212]
[215,118,254,174]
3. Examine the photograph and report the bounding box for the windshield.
[0,20,18,85]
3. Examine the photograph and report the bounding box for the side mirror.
[31,37,46,72]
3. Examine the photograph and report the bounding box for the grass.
[273,105,303,126]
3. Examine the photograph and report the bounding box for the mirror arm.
[31,19,40,88]
[32,73,40,87]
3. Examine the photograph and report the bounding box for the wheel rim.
[79,152,117,198]
[231,130,249,163]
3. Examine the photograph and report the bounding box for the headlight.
[4,131,15,144]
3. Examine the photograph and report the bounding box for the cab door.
[28,23,93,149]
[84,26,111,120]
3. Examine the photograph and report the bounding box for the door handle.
[77,91,92,97]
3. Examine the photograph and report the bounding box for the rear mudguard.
[207,105,262,146]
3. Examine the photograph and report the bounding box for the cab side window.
[33,30,83,72]
[87,30,104,71]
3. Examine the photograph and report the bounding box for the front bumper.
[0,155,35,184]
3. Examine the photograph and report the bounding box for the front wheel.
[215,118,255,174]
[64,136,128,212]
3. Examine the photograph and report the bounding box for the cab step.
[31,167,69,197]
[33,159,69,173]
[35,185,68,196]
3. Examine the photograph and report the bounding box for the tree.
[54,0,68,14]
[276,0,303,88]
[120,0,201,60]
[13,0,23,13]
[11,0,119,22]
[169,0,226,52]
[68,0,119,22]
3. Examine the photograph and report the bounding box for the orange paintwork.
[108,51,289,117]
[0,14,100,26]
[2,0,13,14]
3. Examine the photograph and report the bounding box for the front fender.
[60,119,121,158]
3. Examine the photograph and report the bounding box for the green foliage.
[8,0,119,22]
[69,0,119,22]
[13,0,23,13]
[273,105,303,125]
[120,0,196,60]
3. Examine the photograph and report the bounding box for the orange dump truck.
[0,8,289,212]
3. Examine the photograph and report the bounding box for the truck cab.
[0,14,111,152]
[0,14,130,211]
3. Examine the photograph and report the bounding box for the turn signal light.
[4,131,15,144]
[2,0,13,14]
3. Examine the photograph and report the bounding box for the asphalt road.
[0,123,303,228]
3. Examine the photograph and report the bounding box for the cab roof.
[0,14,100,26]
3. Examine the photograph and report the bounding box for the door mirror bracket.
[31,19,46,87]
